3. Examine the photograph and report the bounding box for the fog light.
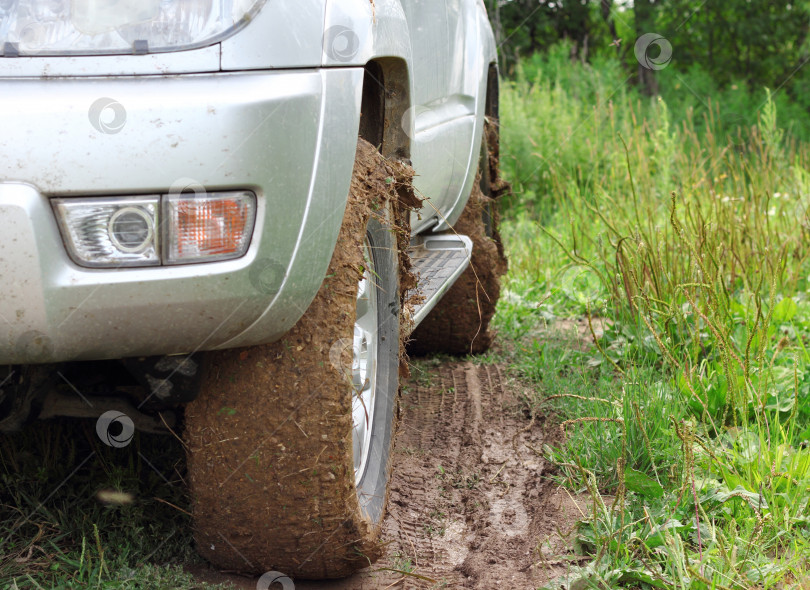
[53,197,160,268]
[164,191,256,264]
[109,207,154,253]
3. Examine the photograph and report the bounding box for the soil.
[189,360,587,589]
[484,120,510,202]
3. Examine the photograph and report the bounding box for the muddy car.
[0,0,507,579]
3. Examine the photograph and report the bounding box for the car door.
[402,0,477,233]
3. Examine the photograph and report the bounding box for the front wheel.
[184,140,404,578]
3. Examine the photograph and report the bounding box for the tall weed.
[499,48,810,588]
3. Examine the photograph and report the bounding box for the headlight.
[52,191,256,268]
[0,0,265,56]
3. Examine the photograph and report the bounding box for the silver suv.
[0,0,507,579]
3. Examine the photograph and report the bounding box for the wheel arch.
[359,57,412,162]
[325,1,414,162]
[324,0,414,69]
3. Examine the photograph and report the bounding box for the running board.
[407,234,473,328]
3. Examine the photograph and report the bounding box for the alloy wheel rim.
[352,238,378,484]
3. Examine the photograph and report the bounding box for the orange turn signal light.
[164,191,256,264]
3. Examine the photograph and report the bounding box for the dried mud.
[184,139,417,579]
[190,361,587,589]
[408,120,510,357]
[407,181,508,356]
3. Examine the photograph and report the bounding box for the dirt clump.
[484,118,510,201]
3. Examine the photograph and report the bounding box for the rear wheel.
[184,140,402,578]
[408,123,508,356]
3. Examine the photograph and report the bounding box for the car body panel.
[404,0,477,231]
[0,0,496,364]
[0,68,361,364]
[434,1,497,229]
[221,0,326,71]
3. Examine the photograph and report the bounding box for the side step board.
[407,234,473,328]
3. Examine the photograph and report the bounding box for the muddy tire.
[408,124,509,356]
[184,141,408,579]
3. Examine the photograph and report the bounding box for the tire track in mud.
[378,361,581,589]
[190,361,586,589]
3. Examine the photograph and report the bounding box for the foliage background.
[487,0,810,140]
[492,1,810,587]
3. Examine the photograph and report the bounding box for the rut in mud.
[191,360,586,589]
[362,360,584,589]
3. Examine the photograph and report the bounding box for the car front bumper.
[0,67,362,364]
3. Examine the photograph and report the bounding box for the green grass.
[496,46,810,589]
[0,419,234,589]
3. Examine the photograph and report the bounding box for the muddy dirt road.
[191,361,585,589]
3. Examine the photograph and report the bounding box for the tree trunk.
[489,0,503,71]
[601,0,619,53]
[635,0,659,96]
